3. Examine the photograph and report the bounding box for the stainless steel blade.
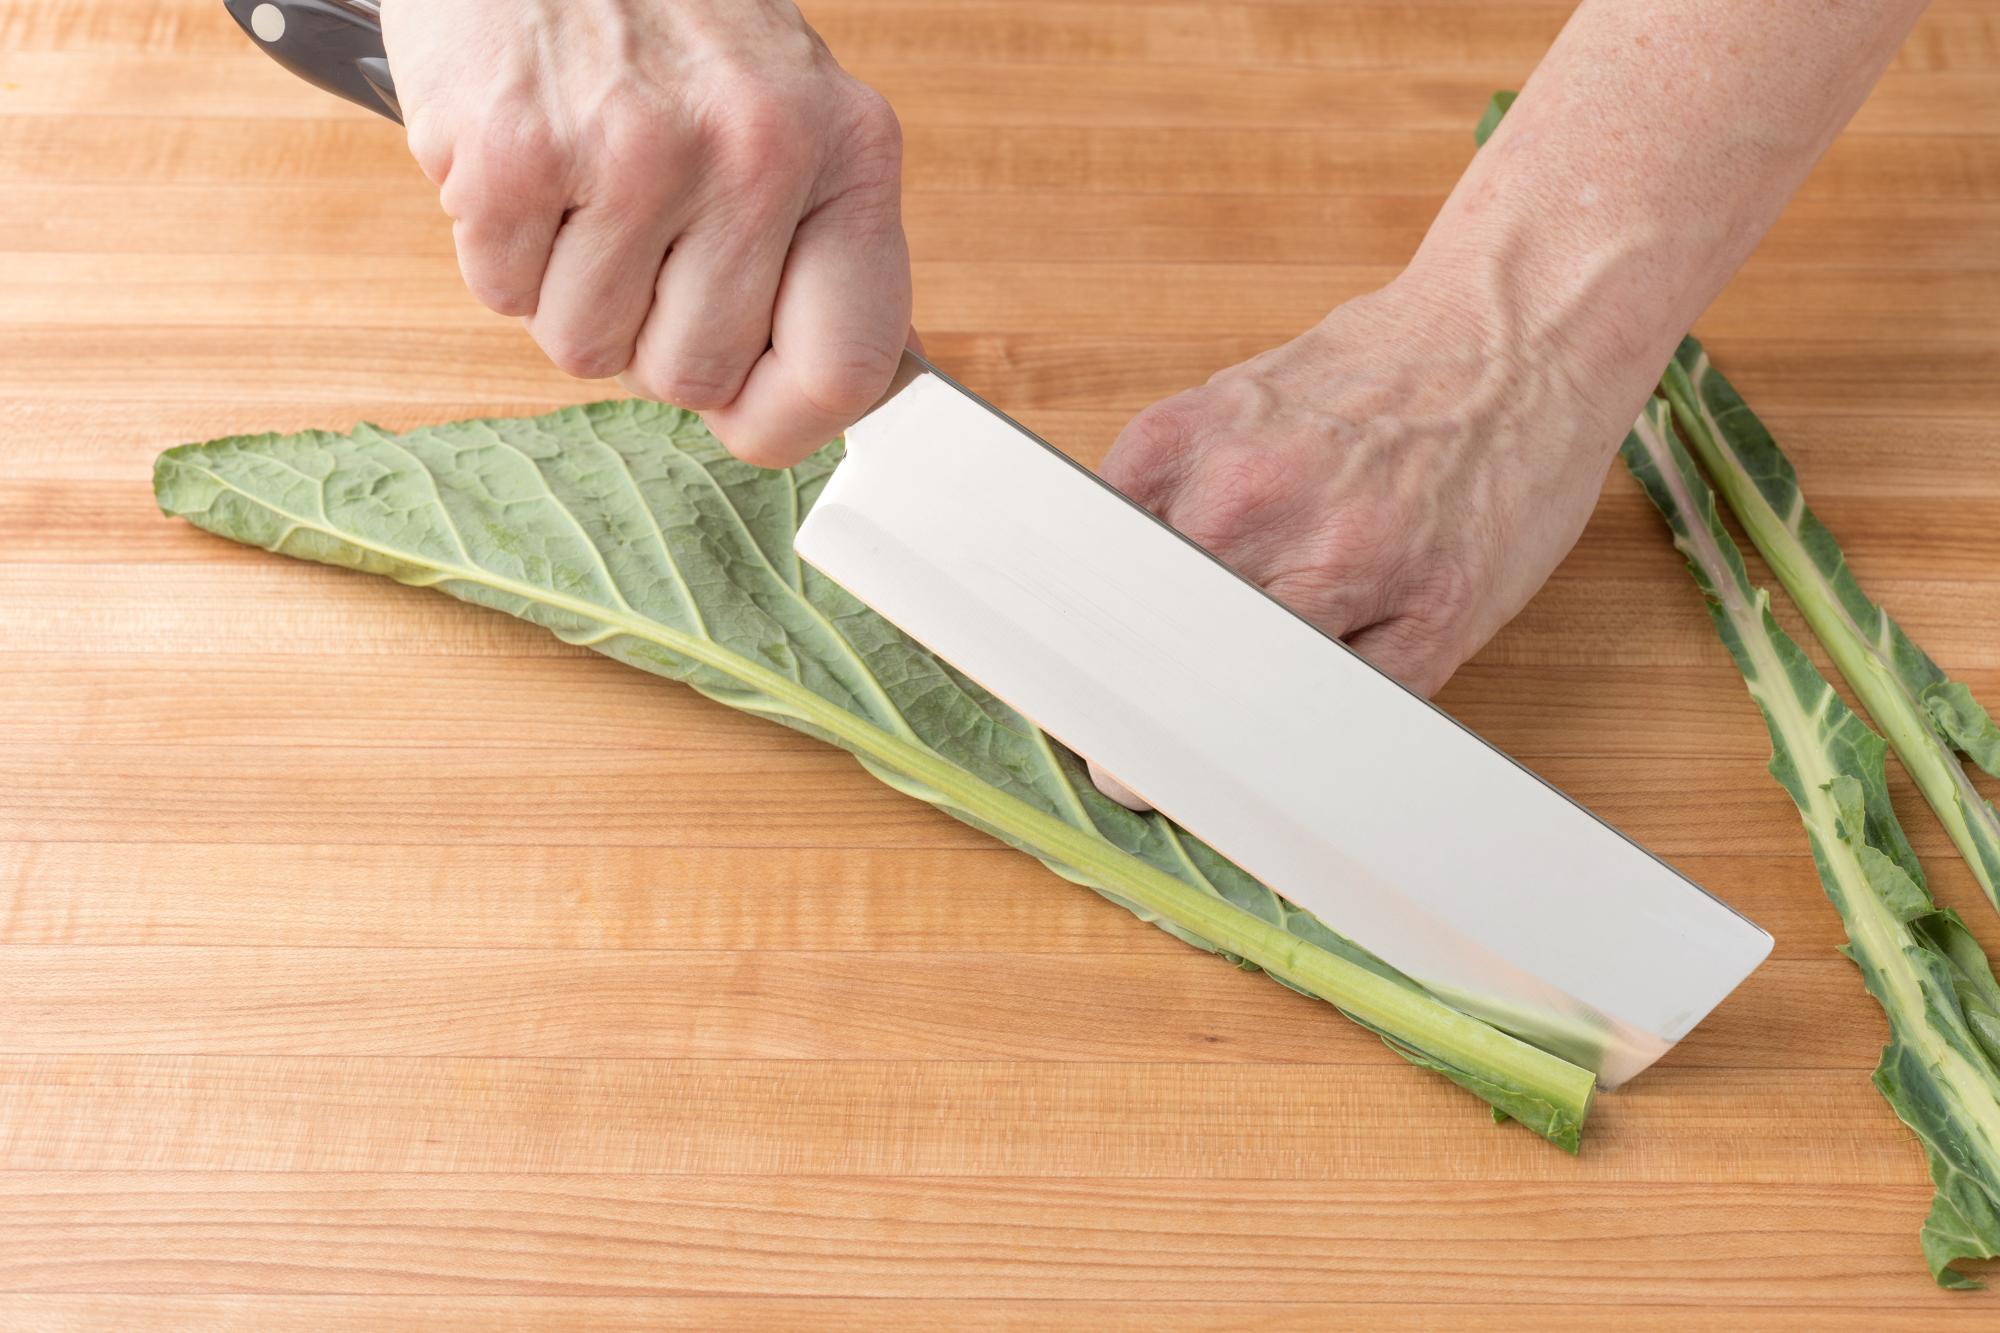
[795,351,1772,1086]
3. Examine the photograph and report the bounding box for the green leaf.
[1660,339,2000,915]
[1473,90,1517,147]
[1623,397,2000,1287]
[1831,776,1931,924]
[154,399,1595,1149]
[1927,681,2000,776]
[1915,911,2000,1071]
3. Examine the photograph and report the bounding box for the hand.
[1090,272,1657,804]
[382,0,911,466]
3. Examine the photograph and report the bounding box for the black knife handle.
[224,0,400,124]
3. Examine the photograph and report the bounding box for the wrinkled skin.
[1086,276,1653,807]
[382,0,911,465]
[1100,277,1643,697]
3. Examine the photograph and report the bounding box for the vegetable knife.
[229,0,1773,1087]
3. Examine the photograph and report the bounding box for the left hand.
[1088,271,1657,802]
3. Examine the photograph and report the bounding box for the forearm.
[1408,0,1927,408]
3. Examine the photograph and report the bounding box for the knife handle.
[224,0,400,124]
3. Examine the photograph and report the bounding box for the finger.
[1342,617,1459,697]
[622,211,794,411]
[701,191,913,467]
[1253,554,1404,645]
[1087,759,1154,813]
[527,199,679,382]
[1099,397,1201,516]
[436,122,569,318]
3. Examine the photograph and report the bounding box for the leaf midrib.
[1672,361,2000,904]
[1641,409,2000,1194]
[169,453,1586,1103]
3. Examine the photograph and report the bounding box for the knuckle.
[618,365,665,405]
[1369,620,1459,697]
[537,324,632,381]
[451,237,538,316]
[471,281,537,319]
[1312,507,1403,576]
[444,115,564,218]
[641,350,754,410]
[1255,504,1411,635]
[1174,445,1295,550]
[1392,654,1456,698]
[594,103,686,197]
[715,428,795,470]
[841,89,903,187]
[1107,396,1198,473]
[795,338,902,418]
[855,90,903,153]
[689,403,800,469]
[1102,393,1207,514]
[1123,398,1198,455]
[1211,449,1298,520]
[711,93,813,181]
[404,119,454,184]
[1403,557,1480,633]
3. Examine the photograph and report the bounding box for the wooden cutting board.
[4,0,1999,1325]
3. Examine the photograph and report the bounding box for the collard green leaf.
[1660,340,2000,915]
[1928,681,2000,777]
[1623,397,2000,1287]
[155,399,1594,1148]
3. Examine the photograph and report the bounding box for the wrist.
[1367,252,1667,469]
[1402,216,1689,403]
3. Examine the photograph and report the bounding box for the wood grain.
[0,1299,1994,1333]
[0,1057,1925,1180]
[0,1173,1978,1307]
[3,0,1999,1324]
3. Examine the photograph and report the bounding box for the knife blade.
[795,350,1772,1087]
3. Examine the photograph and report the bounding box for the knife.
[228,0,1774,1086]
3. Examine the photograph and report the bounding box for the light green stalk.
[1624,399,2000,1287]
[1662,342,2000,914]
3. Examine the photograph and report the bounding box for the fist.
[382,0,912,465]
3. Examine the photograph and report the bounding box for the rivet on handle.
[249,3,285,41]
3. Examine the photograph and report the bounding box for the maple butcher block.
[3,0,2000,1325]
